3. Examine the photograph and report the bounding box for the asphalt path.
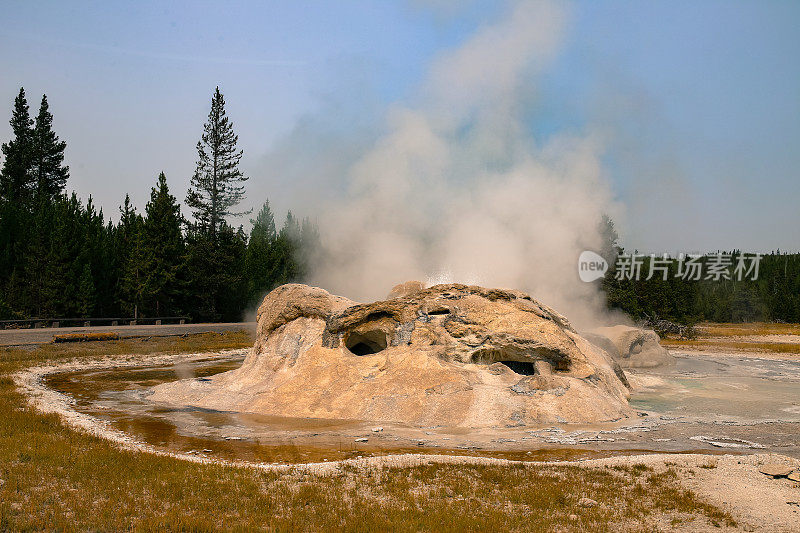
[0,322,256,346]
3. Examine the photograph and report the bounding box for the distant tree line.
[2,88,797,324]
[0,87,318,322]
[599,217,800,324]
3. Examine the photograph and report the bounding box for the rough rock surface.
[586,325,675,369]
[151,283,634,427]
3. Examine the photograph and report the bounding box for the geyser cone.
[151,282,633,427]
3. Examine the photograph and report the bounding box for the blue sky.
[1,0,798,251]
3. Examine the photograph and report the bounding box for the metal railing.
[0,317,190,329]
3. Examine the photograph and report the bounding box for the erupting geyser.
[151,282,634,426]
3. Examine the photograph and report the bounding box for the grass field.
[0,333,737,531]
[661,322,800,354]
[697,322,800,337]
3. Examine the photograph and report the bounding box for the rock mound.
[586,325,675,369]
[151,283,634,427]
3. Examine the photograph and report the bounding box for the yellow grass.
[662,339,800,354]
[53,332,120,342]
[697,322,800,337]
[660,322,800,354]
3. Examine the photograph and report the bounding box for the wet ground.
[43,346,800,464]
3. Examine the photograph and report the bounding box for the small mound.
[151,283,634,427]
[586,325,675,369]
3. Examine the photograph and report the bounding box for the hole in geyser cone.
[470,350,538,375]
[345,330,388,356]
[499,361,536,375]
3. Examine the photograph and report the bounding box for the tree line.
[0,87,318,322]
[2,88,796,324]
[599,217,800,324]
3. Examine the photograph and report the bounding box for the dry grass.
[662,338,800,354]
[697,322,800,337]
[0,334,737,531]
[661,322,800,354]
[52,332,120,342]
[0,330,254,368]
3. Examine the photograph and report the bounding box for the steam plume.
[294,0,619,327]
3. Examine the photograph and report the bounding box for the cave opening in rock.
[499,360,536,375]
[345,330,388,356]
[471,350,538,375]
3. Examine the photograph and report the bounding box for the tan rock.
[586,325,675,369]
[387,280,425,299]
[758,464,794,477]
[787,470,800,482]
[151,283,633,427]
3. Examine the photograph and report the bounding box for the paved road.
[0,322,256,346]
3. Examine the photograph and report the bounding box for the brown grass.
[0,333,737,531]
[661,322,800,354]
[53,332,121,342]
[696,322,800,337]
[662,339,800,354]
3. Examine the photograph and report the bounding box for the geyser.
[151,282,634,427]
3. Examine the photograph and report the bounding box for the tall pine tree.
[185,87,248,238]
[0,88,35,205]
[0,88,35,310]
[142,172,183,316]
[116,195,147,318]
[31,94,69,202]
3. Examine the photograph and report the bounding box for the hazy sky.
[1,0,798,252]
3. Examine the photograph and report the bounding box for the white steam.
[303,0,619,327]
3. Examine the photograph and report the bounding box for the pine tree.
[0,89,35,305]
[50,193,85,317]
[215,225,248,320]
[76,263,96,318]
[42,196,75,316]
[31,94,69,202]
[245,200,277,303]
[250,200,277,244]
[182,223,247,321]
[0,88,35,205]
[268,212,301,287]
[298,216,320,280]
[22,198,54,316]
[185,87,249,238]
[116,196,147,318]
[142,172,183,315]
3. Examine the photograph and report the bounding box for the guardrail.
[0,317,190,329]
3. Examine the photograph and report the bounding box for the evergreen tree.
[0,88,35,205]
[298,216,320,280]
[0,89,35,299]
[598,214,620,265]
[185,87,248,238]
[183,223,247,321]
[22,198,54,316]
[245,200,277,304]
[117,196,147,318]
[31,94,69,201]
[76,263,96,318]
[268,211,301,287]
[142,172,183,315]
[215,225,248,320]
[48,193,84,317]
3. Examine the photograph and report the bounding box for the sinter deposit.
[151,283,634,426]
[586,325,675,369]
